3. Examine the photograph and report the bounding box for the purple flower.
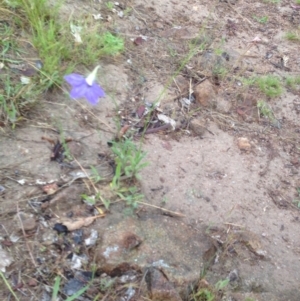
[64,65,105,105]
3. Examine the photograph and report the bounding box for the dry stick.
[16,203,37,268]
[224,222,244,228]
[227,2,254,26]
[72,157,98,192]
[72,157,109,208]
[136,201,185,217]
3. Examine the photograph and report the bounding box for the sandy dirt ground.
[1,0,300,300]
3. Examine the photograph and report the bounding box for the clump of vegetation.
[111,138,148,188]
[285,76,300,89]
[285,30,300,42]
[253,15,268,23]
[0,0,124,127]
[74,31,124,66]
[189,279,229,301]
[256,75,283,98]
[240,75,283,98]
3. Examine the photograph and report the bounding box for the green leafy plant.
[111,138,148,189]
[116,186,144,209]
[82,192,111,209]
[90,166,102,183]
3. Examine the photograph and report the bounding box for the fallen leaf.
[61,215,104,231]
[95,206,105,215]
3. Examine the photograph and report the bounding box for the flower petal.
[64,73,86,86]
[92,83,106,98]
[82,83,105,105]
[69,83,89,99]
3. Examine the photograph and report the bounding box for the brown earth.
[1,0,300,300]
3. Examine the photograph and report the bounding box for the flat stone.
[237,137,251,151]
[194,80,216,107]
[14,212,37,231]
[189,119,206,137]
[145,267,183,301]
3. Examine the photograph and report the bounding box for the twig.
[224,222,244,228]
[227,2,254,26]
[136,201,185,217]
[72,157,98,193]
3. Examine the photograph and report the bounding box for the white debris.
[157,113,176,130]
[0,246,14,272]
[85,229,98,246]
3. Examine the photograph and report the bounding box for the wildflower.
[64,65,105,105]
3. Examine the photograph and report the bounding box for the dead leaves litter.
[60,215,105,231]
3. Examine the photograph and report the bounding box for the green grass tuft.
[256,75,283,97]
[285,31,300,42]
[253,15,268,23]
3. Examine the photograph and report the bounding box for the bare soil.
[1,0,300,300]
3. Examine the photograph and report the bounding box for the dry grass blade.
[16,203,37,268]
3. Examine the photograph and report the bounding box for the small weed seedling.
[111,138,148,188]
[109,139,148,211]
[190,288,215,301]
[116,186,144,210]
[253,15,268,23]
[105,1,115,10]
[52,275,90,301]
